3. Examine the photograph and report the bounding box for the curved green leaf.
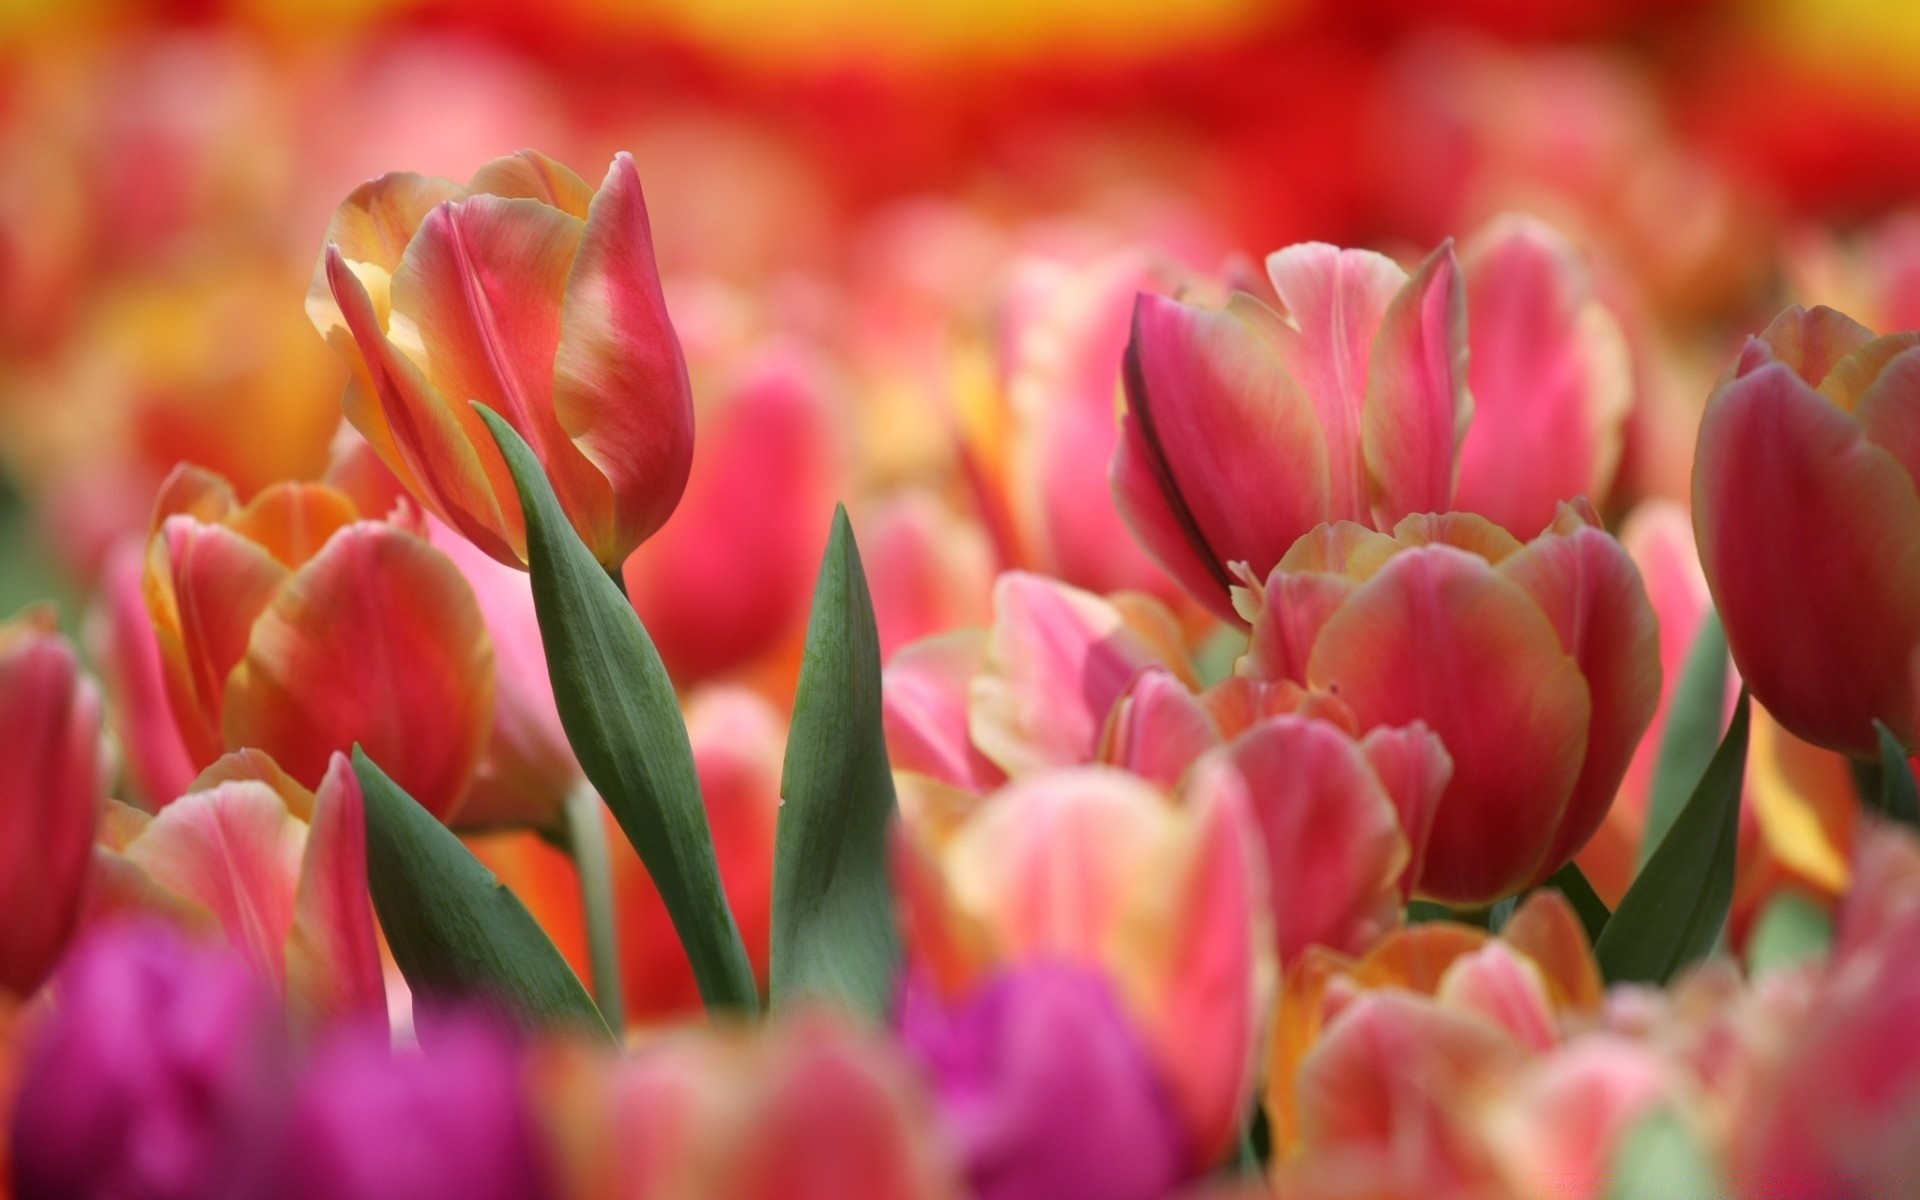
[1874,720,1920,828]
[1639,612,1727,870]
[771,506,901,1016]
[1596,690,1749,985]
[1542,861,1611,946]
[354,748,610,1040]
[475,405,758,1015]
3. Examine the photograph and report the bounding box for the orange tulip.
[1238,504,1660,905]
[0,611,106,996]
[311,149,694,570]
[142,465,493,821]
[1693,304,1920,756]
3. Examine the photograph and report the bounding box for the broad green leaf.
[475,405,757,1015]
[1639,612,1727,871]
[1874,720,1920,828]
[1603,1108,1722,1200]
[1745,891,1833,979]
[1596,690,1749,985]
[354,748,610,1040]
[1542,860,1611,946]
[771,506,901,1016]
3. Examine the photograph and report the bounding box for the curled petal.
[1308,547,1592,904]
[223,523,494,821]
[1694,360,1920,754]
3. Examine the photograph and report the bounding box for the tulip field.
[6,2,1920,1198]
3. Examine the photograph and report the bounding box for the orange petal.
[285,753,385,1027]
[1388,511,1523,564]
[1499,890,1603,1015]
[1498,507,1661,887]
[223,522,494,821]
[971,573,1170,776]
[1749,304,1875,388]
[1308,547,1592,904]
[468,149,595,217]
[1362,242,1471,526]
[553,153,696,564]
[223,483,360,571]
[190,748,315,820]
[1694,355,1920,755]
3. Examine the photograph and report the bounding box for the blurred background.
[4,0,1920,622]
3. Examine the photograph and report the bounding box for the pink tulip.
[1239,505,1660,905]
[1113,241,1469,620]
[0,611,105,996]
[312,149,693,570]
[1693,304,1920,756]
[142,465,494,821]
[1453,215,1632,537]
[85,541,198,808]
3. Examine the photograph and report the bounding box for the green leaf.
[771,506,902,1016]
[1744,890,1833,979]
[1874,720,1920,828]
[1406,900,1454,925]
[1639,612,1727,871]
[1596,690,1750,985]
[354,748,610,1040]
[1603,1108,1722,1200]
[475,405,758,1015]
[1542,861,1611,946]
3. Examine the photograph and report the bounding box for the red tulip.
[0,611,105,996]
[1239,505,1660,905]
[142,466,494,821]
[1693,304,1920,756]
[1112,241,1469,621]
[312,149,693,570]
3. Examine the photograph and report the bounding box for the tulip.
[10,920,286,1200]
[142,464,494,820]
[898,963,1186,1200]
[248,1017,555,1200]
[87,750,386,1028]
[311,148,694,570]
[1238,504,1660,905]
[898,766,1268,1169]
[1112,240,1470,620]
[1693,304,1920,756]
[0,611,106,996]
[859,489,995,662]
[1453,215,1631,537]
[85,541,198,808]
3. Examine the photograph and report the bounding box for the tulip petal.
[146,516,291,766]
[883,632,1007,794]
[1750,304,1875,387]
[88,542,198,808]
[326,246,520,564]
[553,153,696,562]
[1694,360,1920,754]
[1434,942,1557,1053]
[1116,292,1331,620]
[1098,666,1221,790]
[971,573,1169,776]
[286,753,386,1027]
[1389,511,1523,563]
[1239,567,1357,687]
[390,196,617,556]
[123,782,305,986]
[1455,218,1630,536]
[1363,242,1471,526]
[1199,716,1408,964]
[1846,339,1920,490]
[1499,890,1603,1014]
[1357,722,1451,900]
[223,523,494,821]
[468,149,595,218]
[223,483,360,570]
[308,171,466,340]
[1498,508,1661,886]
[1264,244,1407,521]
[1308,546,1593,904]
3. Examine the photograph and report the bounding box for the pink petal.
[553,153,696,564]
[1357,722,1452,900]
[882,633,1007,795]
[285,753,385,1027]
[1098,666,1222,790]
[1454,217,1630,536]
[87,541,198,808]
[1434,942,1558,1053]
[1362,242,1471,526]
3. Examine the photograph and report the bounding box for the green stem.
[563,784,626,1034]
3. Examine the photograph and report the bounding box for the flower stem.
[563,784,626,1034]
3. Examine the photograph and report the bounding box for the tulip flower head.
[311,149,694,571]
[1693,304,1920,756]
[1113,241,1470,620]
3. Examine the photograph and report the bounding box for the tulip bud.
[1113,241,1469,620]
[1239,506,1660,905]
[899,964,1186,1200]
[0,610,105,996]
[312,149,694,571]
[11,921,286,1200]
[142,465,494,820]
[1693,304,1920,756]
